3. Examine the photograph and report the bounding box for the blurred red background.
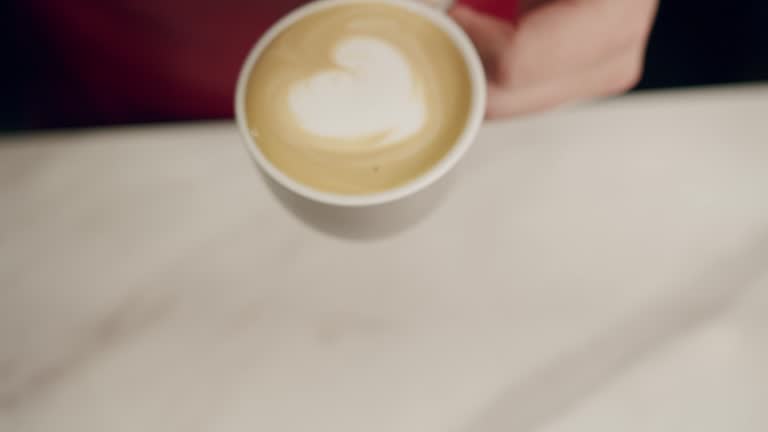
[9,0,517,129]
[3,0,767,130]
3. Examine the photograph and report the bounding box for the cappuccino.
[243,1,473,194]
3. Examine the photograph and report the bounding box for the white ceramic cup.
[235,0,485,207]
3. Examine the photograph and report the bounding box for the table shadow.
[262,170,455,241]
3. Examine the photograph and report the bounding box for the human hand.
[451,0,659,118]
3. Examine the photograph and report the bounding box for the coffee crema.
[245,2,472,194]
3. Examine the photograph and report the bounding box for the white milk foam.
[288,37,426,149]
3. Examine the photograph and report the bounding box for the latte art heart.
[288,37,426,148]
[245,3,473,194]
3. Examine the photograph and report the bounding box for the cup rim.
[235,0,486,207]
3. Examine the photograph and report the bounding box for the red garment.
[24,1,516,127]
[462,0,519,21]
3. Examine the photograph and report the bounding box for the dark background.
[639,1,768,89]
[1,0,767,132]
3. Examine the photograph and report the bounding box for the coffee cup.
[235,0,485,207]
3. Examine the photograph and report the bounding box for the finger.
[502,0,636,86]
[453,0,657,118]
[486,48,644,118]
[450,5,515,82]
[476,0,656,89]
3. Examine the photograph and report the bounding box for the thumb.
[450,5,516,83]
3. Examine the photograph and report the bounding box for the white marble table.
[1,85,767,431]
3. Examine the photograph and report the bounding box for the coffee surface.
[245,2,472,194]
